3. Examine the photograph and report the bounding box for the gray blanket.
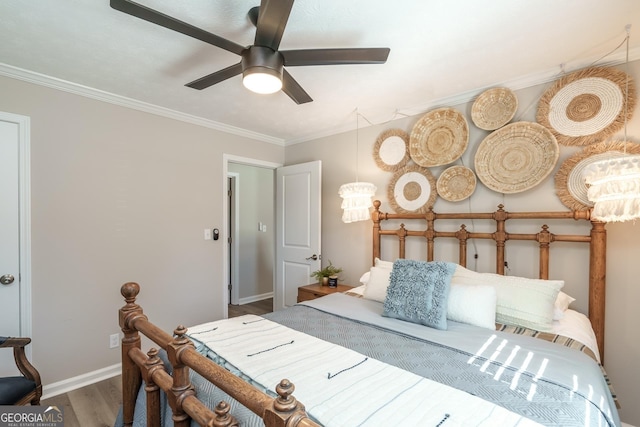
[116,294,620,427]
[263,294,619,427]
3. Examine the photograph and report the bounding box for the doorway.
[222,155,281,318]
[0,111,32,375]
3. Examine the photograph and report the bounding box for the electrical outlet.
[109,333,120,349]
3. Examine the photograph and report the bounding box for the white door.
[275,161,322,309]
[0,113,29,376]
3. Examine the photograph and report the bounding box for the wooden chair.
[0,337,42,405]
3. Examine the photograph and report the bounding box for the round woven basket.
[388,165,437,213]
[409,108,469,167]
[436,165,477,202]
[474,121,559,194]
[554,140,640,211]
[471,87,518,130]
[536,66,636,146]
[373,128,411,172]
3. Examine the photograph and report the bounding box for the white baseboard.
[41,363,121,400]
[238,292,273,305]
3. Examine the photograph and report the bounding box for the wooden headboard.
[370,200,608,362]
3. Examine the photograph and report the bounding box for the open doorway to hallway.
[227,162,275,314]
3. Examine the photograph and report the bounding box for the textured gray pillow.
[383,259,457,330]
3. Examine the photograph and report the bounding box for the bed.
[116,201,620,427]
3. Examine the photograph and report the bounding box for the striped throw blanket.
[188,315,543,427]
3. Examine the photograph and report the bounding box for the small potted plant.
[311,260,343,286]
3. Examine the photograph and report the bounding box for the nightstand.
[297,283,354,303]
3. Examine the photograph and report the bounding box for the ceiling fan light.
[242,68,282,94]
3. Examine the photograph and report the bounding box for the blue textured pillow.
[383,259,457,330]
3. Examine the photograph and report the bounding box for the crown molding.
[0,63,285,146]
[286,47,640,145]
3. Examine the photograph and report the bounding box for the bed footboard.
[119,282,320,427]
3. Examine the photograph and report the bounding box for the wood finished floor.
[41,298,273,426]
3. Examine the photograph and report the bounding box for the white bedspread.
[188,315,542,427]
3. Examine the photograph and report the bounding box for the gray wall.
[0,75,283,384]
[286,60,640,425]
[228,163,274,300]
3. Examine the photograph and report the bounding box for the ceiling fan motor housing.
[242,46,284,79]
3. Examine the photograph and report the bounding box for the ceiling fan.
[110,0,391,104]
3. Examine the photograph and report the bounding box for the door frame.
[227,172,239,305]
[222,154,282,318]
[0,111,32,346]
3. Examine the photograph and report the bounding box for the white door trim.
[222,154,282,318]
[227,172,240,305]
[0,111,32,344]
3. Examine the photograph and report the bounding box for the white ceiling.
[1,0,640,144]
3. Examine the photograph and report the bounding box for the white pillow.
[374,257,394,269]
[360,259,393,286]
[362,266,393,302]
[447,283,497,329]
[553,291,576,320]
[451,265,563,332]
[359,271,371,286]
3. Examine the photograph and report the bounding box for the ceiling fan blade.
[185,63,243,90]
[110,0,245,56]
[253,0,295,51]
[282,69,313,104]
[281,48,390,66]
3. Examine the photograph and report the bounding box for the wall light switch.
[261,224,267,232]
[204,229,212,240]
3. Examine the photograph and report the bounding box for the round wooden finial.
[212,400,239,427]
[121,282,140,303]
[172,325,191,348]
[373,200,381,209]
[274,379,297,412]
[147,347,159,359]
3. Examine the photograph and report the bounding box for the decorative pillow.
[383,260,456,330]
[553,291,576,320]
[451,265,563,332]
[447,283,497,329]
[362,266,392,302]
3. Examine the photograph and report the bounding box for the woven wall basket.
[471,87,518,131]
[554,140,640,211]
[388,165,437,213]
[537,66,637,146]
[436,165,477,202]
[474,121,559,194]
[373,128,411,172]
[409,107,469,167]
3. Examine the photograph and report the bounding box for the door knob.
[0,274,15,285]
[305,254,318,261]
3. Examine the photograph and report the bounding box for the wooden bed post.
[167,325,197,427]
[144,348,163,427]
[263,379,315,427]
[119,282,146,427]
[589,220,607,364]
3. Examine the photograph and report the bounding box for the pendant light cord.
[624,25,630,152]
[356,108,360,183]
